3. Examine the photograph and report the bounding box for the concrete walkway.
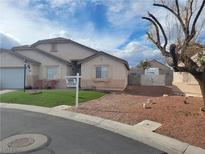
[0,90,15,95]
[0,103,205,154]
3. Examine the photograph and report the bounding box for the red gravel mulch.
[69,93,205,149]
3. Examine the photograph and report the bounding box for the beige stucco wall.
[0,52,25,67]
[35,43,95,60]
[26,65,39,87]
[173,72,202,97]
[81,55,128,91]
[173,72,198,84]
[16,49,72,88]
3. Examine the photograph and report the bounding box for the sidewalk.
[0,90,15,95]
[0,103,205,154]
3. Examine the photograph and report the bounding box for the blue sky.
[0,0,204,66]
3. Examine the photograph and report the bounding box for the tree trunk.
[194,72,205,111]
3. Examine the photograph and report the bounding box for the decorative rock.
[143,99,152,109]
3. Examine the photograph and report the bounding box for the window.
[47,66,58,80]
[96,66,108,79]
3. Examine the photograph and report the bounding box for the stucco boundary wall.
[1,103,205,154]
[172,82,202,97]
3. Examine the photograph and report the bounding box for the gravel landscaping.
[69,92,205,149]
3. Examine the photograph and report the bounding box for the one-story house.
[129,59,173,86]
[0,37,129,90]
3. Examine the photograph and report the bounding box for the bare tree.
[138,60,151,70]
[142,0,205,111]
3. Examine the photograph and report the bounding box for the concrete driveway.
[0,108,165,154]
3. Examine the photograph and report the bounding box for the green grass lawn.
[0,89,106,107]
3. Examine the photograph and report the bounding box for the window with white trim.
[47,66,58,80]
[96,66,108,79]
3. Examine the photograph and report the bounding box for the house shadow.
[171,85,185,96]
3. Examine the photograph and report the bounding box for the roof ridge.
[148,59,171,69]
[78,51,129,70]
[31,37,98,53]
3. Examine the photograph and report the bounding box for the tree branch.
[142,16,170,57]
[189,0,205,41]
[175,0,180,16]
[146,32,161,49]
[153,2,187,38]
[175,66,198,74]
[146,32,170,57]
[142,17,160,43]
[179,54,199,71]
[148,12,168,49]
[187,0,194,31]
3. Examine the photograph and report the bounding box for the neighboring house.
[172,72,202,97]
[129,59,173,86]
[0,37,129,90]
[172,45,204,97]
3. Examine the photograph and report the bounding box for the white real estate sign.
[65,73,81,107]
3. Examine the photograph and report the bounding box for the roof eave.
[31,37,98,54]
[12,46,71,65]
[78,52,130,70]
[1,48,41,65]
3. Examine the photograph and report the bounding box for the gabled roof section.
[12,46,71,65]
[0,48,41,65]
[31,37,98,54]
[148,59,171,70]
[78,51,129,70]
[12,45,31,50]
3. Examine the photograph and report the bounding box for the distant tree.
[138,60,151,70]
[142,0,205,111]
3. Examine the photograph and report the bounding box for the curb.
[1,103,205,154]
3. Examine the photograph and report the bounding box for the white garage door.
[0,68,24,89]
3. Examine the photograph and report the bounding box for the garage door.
[0,68,24,89]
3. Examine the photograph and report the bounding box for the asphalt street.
[0,108,166,154]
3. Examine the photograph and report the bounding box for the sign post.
[23,61,31,92]
[23,62,26,92]
[65,73,81,107]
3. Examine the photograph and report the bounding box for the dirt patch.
[69,93,205,149]
[124,86,173,96]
